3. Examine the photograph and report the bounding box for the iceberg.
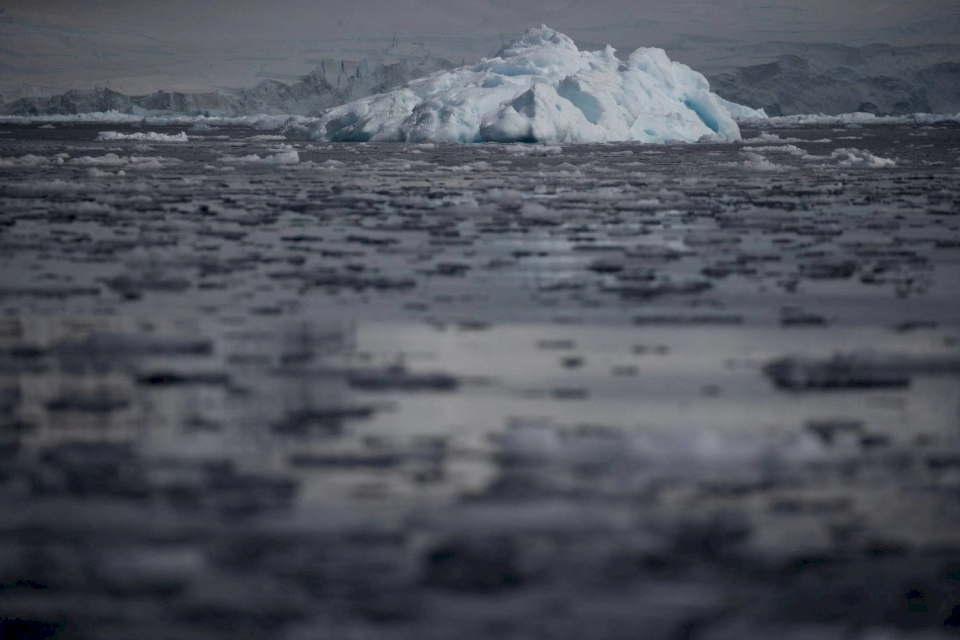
[309,26,761,144]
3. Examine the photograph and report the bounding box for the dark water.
[1,121,959,639]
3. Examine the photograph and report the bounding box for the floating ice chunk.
[97,131,189,142]
[310,26,747,144]
[743,133,812,144]
[829,148,896,168]
[800,147,896,168]
[501,143,562,155]
[70,153,129,166]
[220,150,300,164]
[264,149,300,164]
[739,151,787,172]
[87,168,127,178]
[67,153,173,169]
[749,144,807,156]
[0,154,50,167]
[130,159,165,170]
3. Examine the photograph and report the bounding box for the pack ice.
[310,26,763,144]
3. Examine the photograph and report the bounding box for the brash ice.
[310,26,765,144]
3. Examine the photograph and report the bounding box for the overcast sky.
[2,0,958,96]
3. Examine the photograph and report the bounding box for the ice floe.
[739,150,787,172]
[220,150,300,165]
[0,154,54,167]
[97,131,189,142]
[67,153,175,169]
[828,148,897,168]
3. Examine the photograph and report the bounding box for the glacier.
[309,26,765,144]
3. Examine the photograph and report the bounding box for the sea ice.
[97,131,190,142]
[797,147,898,168]
[759,112,960,126]
[220,150,300,164]
[740,151,787,172]
[829,148,897,168]
[0,154,51,167]
[308,26,760,144]
[67,153,174,169]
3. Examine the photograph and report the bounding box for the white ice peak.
[310,26,764,144]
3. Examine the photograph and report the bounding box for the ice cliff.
[310,26,762,144]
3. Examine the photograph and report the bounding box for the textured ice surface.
[308,26,757,144]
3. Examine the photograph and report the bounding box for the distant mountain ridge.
[0,56,454,117]
[2,42,959,118]
[705,43,960,116]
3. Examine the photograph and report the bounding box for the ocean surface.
[1,121,959,639]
